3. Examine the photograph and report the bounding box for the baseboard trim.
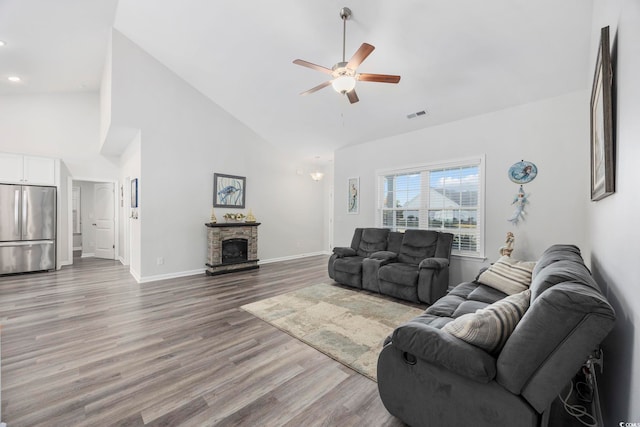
[137,268,206,284]
[129,268,141,283]
[130,252,330,284]
[259,251,330,265]
[81,252,95,258]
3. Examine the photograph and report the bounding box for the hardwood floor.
[0,256,404,427]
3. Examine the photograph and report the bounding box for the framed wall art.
[590,26,615,201]
[347,177,359,214]
[214,173,246,208]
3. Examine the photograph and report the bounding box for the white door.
[94,183,115,259]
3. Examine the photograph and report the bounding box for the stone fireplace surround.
[205,222,260,275]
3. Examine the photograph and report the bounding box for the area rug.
[241,283,425,381]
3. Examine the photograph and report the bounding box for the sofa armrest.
[332,247,357,257]
[390,321,496,383]
[419,257,449,270]
[369,251,398,261]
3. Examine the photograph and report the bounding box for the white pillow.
[477,256,536,295]
[442,289,531,354]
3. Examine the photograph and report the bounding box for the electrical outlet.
[157,257,164,265]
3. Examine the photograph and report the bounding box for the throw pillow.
[442,289,531,355]
[477,256,536,295]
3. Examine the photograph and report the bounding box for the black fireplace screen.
[222,238,248,264]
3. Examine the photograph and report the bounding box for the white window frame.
[375,156,485,259]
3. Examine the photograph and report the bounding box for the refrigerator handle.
[22,188,27,239]
[14,188,21,233]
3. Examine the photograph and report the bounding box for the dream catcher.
[507,160,537,224]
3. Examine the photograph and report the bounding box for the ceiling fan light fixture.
[332,75,356,94]
[292,6,400,104]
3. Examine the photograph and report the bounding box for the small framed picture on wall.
[131,178,138,208]
[347,177,359,214]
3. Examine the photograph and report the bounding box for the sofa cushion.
[477,256,536,295]
[333,256,366,274]
[356,228,390,257]
[442,289,531,355]
[379,262,419,285]
[391,320,497,383]
[529,260,600,300]
[531,244,583,278]
[397,230,438,264]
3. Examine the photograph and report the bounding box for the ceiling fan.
[293,7,401,104]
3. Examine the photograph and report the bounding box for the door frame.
[69,177,119,263]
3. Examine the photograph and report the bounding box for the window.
[377,157,484,257]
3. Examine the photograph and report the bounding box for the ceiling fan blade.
[300,80,332,95]
[347,43,375,69]
[346,89,359,104]
[293,59,333,74]
[357,73,401,84]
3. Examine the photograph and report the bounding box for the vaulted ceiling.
[0,0,594,161]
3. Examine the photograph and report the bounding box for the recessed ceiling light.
[8,76,21,83]
[0,40,6,47]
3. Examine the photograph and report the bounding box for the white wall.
[334,90,590,285]
[588,0,640,424]
[108,30,326,280]
[119,133,141,278]
[0,92,118,180]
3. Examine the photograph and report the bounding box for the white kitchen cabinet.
[0,153,56,185]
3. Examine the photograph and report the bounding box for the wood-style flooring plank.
[0,255,402,426]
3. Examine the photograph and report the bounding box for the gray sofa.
[377,244,615,427]
[328,228,453,305]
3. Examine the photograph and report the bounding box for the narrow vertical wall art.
[348,177,359,214]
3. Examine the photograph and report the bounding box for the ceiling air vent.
[407,109,428,119]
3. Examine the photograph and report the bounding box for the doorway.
[71,180,118,260]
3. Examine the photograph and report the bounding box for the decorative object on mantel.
[210,208,217,224]
[245,209,257,223]
[508,185,528,225]
[223,212,245,222]
[508,160,537,184]
[499,232,515,257]
[214,173,246,208]
[590,26,615,201]
[348,176,359,214]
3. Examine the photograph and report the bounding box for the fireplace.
[205,222,260,275]
[222,238,248,264]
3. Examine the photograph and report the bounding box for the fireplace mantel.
[205,222,260,276]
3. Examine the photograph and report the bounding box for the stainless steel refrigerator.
[0,184,56,274]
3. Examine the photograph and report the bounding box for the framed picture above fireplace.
[214,173,246,208]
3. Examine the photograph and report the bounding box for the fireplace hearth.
[205,222,260,275]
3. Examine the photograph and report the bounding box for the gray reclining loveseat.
[377,244,615,427]
[328,228,453,305]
